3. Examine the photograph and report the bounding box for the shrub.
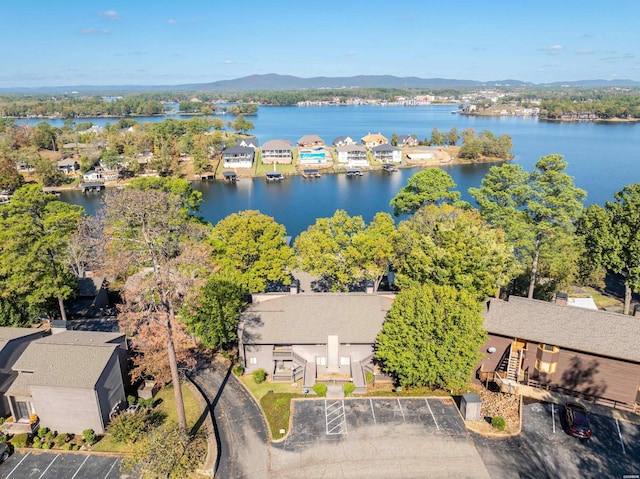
[127,395,137,406]
[138,397,156,409]
[491,416,506,431]
[83,429,96,445]
[37,427,49,439]
[42,442,52,449]
[33,441,42,449]
[252,368,267,384]
[313,383,327,397]
[45,430,55,440]
[365,372,375,385]
[344,382,356,397]
[63,443,73,451]
[54,433,69,447]
[0,435,7,443]
[233,364,244,376]
[0,417,4,426]
[10,433,29,448]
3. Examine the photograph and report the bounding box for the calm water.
[53,105,640,237]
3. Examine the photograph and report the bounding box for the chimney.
[365,280,374,295]
[290,279,300,295]
[555,292,568,306]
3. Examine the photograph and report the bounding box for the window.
[249,357,257,365]
[535,359,557,374]
[540,344,559,353]
[340,357,350,366]
[316,357,326,366]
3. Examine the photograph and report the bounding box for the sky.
[1,0,639,88]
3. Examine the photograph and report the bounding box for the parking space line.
[39,454,60,479]
[71,455,91,479]
[551,403,556,434]
[425,398,439,430]
[369,398,377,425]
[6,452,30,478]
[397,399,405,422]
[325,399,347,435]
[615,419,626,454]
[104,458,120,479]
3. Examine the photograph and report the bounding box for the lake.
[52,105,640,237]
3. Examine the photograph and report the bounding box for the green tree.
[351,212,398,291]
[430,128,444,146]
[0,185,84,320]
[390,168,461,216]
[470,154,586,298]
[231,115,254,134]
[579,185,640,314]
[445,127,460,146]
[31,122,59,151]
[391,132,399,146]
[393,204,516,300]
[210,210,294,293]
[121,423,206,479]
[0,158,24,191]
[375,284,485,390]
[181,269,247,350]
[294,210,366,291]
[33,157,65,187]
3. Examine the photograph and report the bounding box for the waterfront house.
[475,295,640,410]
[239,287,395,393]
[361,132,389,148]
[236,137,260,148]
[0,328,47,418]
[372,144,402,163]
[297,135,325,147]
[83,169,103,182]
[332,136,358,147]
[261,139,293,164]
[5,331,128,435]
[397,134,420,147]
[57,158,80,175]
[223,145,255,168]
[336,144,369,167]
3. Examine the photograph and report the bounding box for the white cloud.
[167,19,177,24]
[100,10,122,21]
[576,49,595,55]
[224,60,236,64]
[539,45,564,55]
[79,28,110,35]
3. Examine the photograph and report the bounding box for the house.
[332,136,358,147]
[261,139,293,164]
[223,145,255,168]
[336,144,369,167]
[361,132,389,148]
[397,134,420,147]
[5,331,128,435]
[57,158,80,175]
[236,137,259,149]
[0,328,47,417]
[297,135,325,147]
[69,277,110,318]
[475,295,640,410]
[238,288,395,393]
[83,169,103,182]
[372,144,402,163]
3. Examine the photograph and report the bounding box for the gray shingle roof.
[483,296,640,362]
[241,293,395,344]
[372,144,401,152]
[8,343,118,392]
[223,145,254,155]
[37,331,124,346]
[261,139,292,151]
[297,135,324,145]
[77,277,105,297]
[0,328,43,355]
[336,145,367,153]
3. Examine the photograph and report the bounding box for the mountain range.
[1,74,639,94]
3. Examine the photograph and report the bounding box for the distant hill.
[1,74,639,94]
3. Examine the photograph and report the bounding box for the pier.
[345,168,363,177]
[266,172,285,181]
[302,168,321,178]
[79,182,105,193]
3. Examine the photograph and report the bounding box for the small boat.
[382,163,398,172]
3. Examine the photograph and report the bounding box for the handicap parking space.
[1,452,126,479]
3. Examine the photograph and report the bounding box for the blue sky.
[1,0,638,87]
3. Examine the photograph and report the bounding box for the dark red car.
[564,403,592,439]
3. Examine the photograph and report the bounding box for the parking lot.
[0,452,131,479]
[269,397,492,479]
[473,400,640,479]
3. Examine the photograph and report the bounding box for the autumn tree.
[210,210,294,293]
[0,184,84,320]
[393,203,516,300]
[375,284,486,390]
[390,168,461,216]
[0,158,24,192]
[102,180,211,433]
[470,155,585,299]
[579,184,640,314]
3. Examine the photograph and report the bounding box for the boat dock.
[79,182,105,193]
[302,168,321,178]
[223,171,238,182]
[266,172,285,181]
[345,168,363,177]
[382,163,398,172]
[200,173,215,181]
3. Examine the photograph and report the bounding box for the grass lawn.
[239,375,303,400]
[93,382,203,453]
[570,286,622,309]
[255,160,297,176]
[260,393,304,439]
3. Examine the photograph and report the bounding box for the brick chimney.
[555,292,568,306]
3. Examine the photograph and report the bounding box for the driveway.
[0,452,127,479]
[192,364,270,479]
[473,400,640,478]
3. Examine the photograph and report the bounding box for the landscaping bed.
[465,386,520,435]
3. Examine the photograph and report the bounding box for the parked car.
[0,442,11,462]
[564,403,592,439]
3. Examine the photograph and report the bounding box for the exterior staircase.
[506,347,520,381]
